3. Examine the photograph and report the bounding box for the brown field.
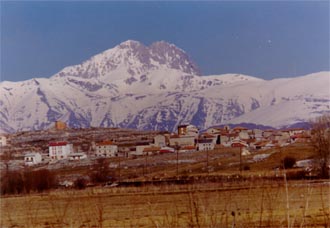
[1,143,329,227]
[54,143,318,181]
[1,179,329,228]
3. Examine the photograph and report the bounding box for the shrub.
[1,171,24,195]
[283,156,296,169]
[1,169,57,195]
[33,169,57,192]
[243,165,250,171]
[310,115,330,178]
[23,169,34,193]
[286,170,308,180]
[74,177,87,190]
[90,158,114,184]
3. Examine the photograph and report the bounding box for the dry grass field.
[1,143,329,227]
[1,178,329,228]
[53,143,317,182]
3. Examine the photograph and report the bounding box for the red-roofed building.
[49,141,73,160]
[49,141,67,147]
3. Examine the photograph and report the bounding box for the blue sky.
[1,1,329,81]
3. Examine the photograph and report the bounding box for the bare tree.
[310,114,330,178]
[1,149,12,174]
[90,158,115,184]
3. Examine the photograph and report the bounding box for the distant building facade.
[68,152,87,161]
[95,141,118,157]
[0,135,7,147]
[55,121,67,130]
[198,139,215,151]
[178,124,199,137]
[24,152,42,166]
[154,135,166,147]
[169,135,195,147]
[49,142,73,160]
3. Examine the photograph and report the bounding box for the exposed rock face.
[0,40,329,133]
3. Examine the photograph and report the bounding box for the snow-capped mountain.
[1,40,329,133]
[53,40,200,81]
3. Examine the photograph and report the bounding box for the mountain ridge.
[1,40,329,133]
[52,40,201,82]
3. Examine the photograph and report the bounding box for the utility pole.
[239,146,242,175]
[144,151,148,177]
[176,147,179,176]
[118,154,121,182]
[206,148,209,173]
[175,144,180,176]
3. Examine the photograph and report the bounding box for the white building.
[186,125,199,137]
[24,152,42,166]
[206,127,222,135]
[238,131,250,140]
[0,135,7,147]
[134,145,150,156]
[253,129,264,141]
[95,141,118,157]
[154,135,166,147]
[198,139,215,151]
[68,152,87,161]
[178,124,199,138]
[49,142,73,160]
[169,135,195,147]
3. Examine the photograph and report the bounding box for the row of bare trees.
[0,157,116,195]
[1,169,57,195]
[310,114,330,178]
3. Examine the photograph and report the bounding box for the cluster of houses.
[19,124,311,166]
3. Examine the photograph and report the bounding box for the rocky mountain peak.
[150,41,201,76]
[118,40,145,49]
[53,40,201,80]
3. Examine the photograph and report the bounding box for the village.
[0,120,311,170]
[1,120,328,228]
